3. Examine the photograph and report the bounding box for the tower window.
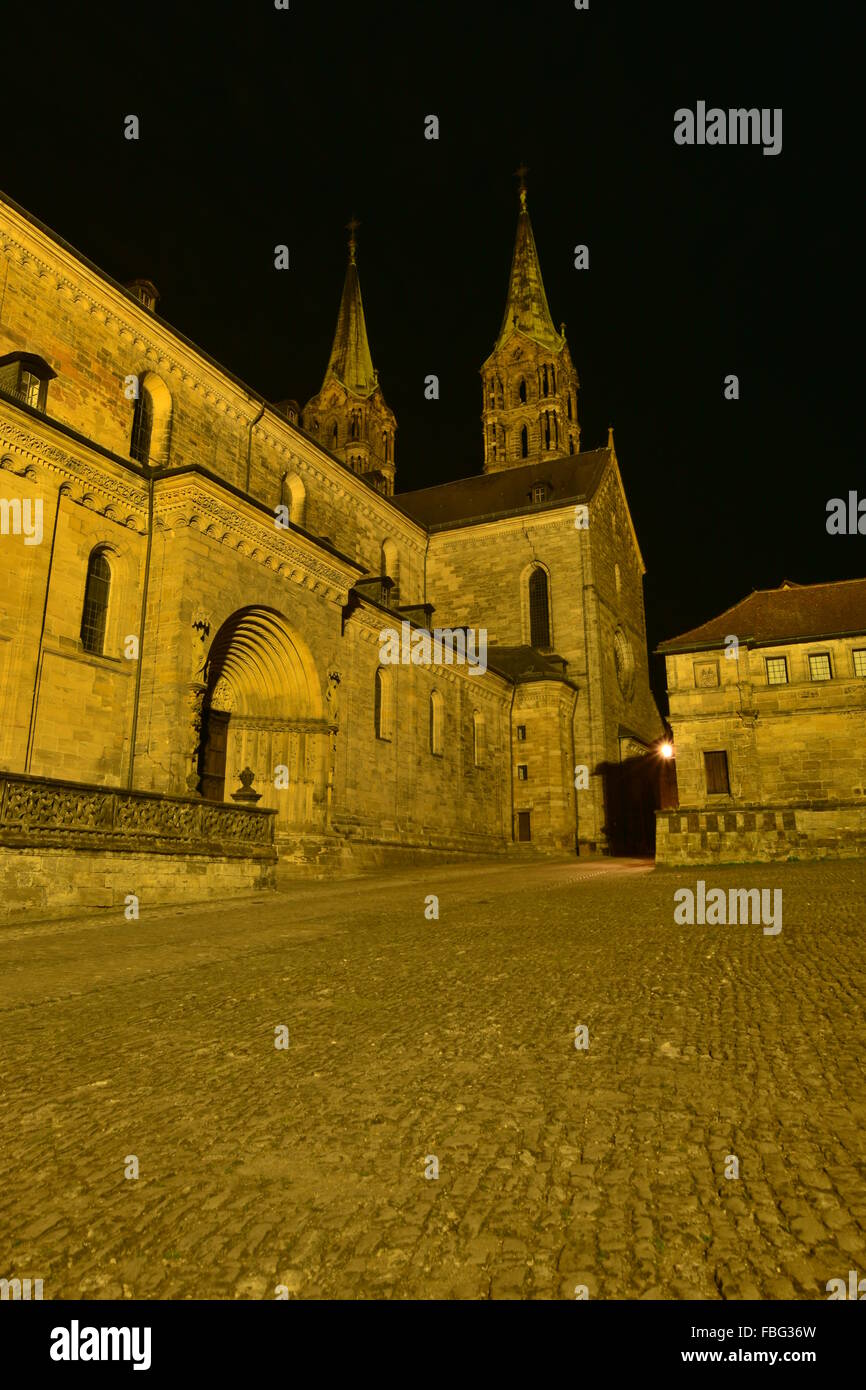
[528,568,551,648]
[518,378,527,404]
[520,425,528,458]
[542,365,549,397]
[80,550,111,655]
[569,435,575,455]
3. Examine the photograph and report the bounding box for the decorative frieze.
[0,773,275,857]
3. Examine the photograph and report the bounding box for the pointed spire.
[495,171,563,353]
[608,424,615,450]
[323,218,378,397]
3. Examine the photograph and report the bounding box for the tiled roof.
[393,450,608,528]
[657,578,866,652]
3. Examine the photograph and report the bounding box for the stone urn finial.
[231,767,262,804]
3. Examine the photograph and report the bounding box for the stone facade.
[656,579,866,862]
[0,183,663,913]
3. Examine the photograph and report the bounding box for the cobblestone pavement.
[1,857,865,1300]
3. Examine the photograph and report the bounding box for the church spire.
[303,219,397,496]
[480,175,580,475]
[323,217,378,397]
[495,169,563,354]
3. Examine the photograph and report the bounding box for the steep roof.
[486,645,575,686]
[322,234,378,398]
[657,578,866,653]
[493,189,565,355]
[394,449,608,529]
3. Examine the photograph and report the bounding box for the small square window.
[854,649,866,677]
[704,750,730,795]
[532,484,547,504]
[516,725,527,741]
[808,653,832,681]
[765,657,788,685]
[517,764,528,781]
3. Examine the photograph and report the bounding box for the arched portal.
[196,607,327,831]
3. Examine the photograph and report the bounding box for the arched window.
[130,372,172,465]
[130,385,154,463]
[551,366,556,393]
[429,690,443,756]
[332,422,339,448]
[496,377,504,408]
[381,538,400,603]
[473,711,486,767]
[542,365,549,397]
[528,567,551,649]
[544,413,551,449]
[520,425,528,458]
[375,667,394,740]
[80,549,111,654]
[518,378,527,404]
[281,472,306,528]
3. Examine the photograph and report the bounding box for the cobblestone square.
[1,858,864,1300]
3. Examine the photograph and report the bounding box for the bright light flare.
[660,742,674,759]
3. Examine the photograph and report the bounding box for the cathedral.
[0,181,663,914]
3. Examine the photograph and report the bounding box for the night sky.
[2,2,859,703]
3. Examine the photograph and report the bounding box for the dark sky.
[2,2,860,704]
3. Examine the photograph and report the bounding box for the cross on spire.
[346,215,360,263]
[514,163,529,208]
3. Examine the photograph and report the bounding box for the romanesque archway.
[196,607,328,831]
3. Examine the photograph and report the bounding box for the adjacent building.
[656,579,866,862]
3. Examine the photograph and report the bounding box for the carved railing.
[0,774,276,859]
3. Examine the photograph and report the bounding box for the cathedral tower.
[302,220,397,496]
[481,174,581,473]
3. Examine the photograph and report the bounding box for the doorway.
[199,709,230,801]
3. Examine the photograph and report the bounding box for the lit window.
[808,653,832,681]
[517,764,528,781]
[80,550,111,655]
[516,725,527,741]
[854,649,866,677]
[532,483,547,504]
[704,750,730,795]
[765,657,788,685]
